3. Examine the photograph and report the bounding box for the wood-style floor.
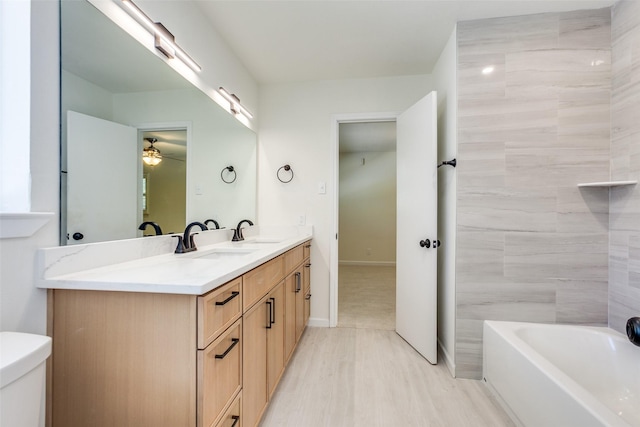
[259,265,515,427]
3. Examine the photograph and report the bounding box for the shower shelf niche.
[577,180,637,188]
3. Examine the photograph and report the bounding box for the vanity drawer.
[198,278,242,349]
[215,391,242,427]
[303,241,311,259]
[243,256,284,311]
[198,319,242,427]
[283,245,304,274]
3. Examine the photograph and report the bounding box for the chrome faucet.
[138,221,163,236]
[174,221,208,253]
[204,219,220,230]
[232,219,254,242]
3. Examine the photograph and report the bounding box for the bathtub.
[483,321,640,427]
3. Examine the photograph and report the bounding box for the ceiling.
[197,0,616,84]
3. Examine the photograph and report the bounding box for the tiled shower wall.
[456,9,612,379]
[609,1,640,333]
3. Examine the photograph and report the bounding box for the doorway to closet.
[337,121,397,330]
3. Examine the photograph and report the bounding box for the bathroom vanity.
[38,227,312,427]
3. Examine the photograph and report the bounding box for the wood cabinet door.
[303,261,311,328]
[267,281,285,398]
[284,272,297,361]
[242,297,269,427]
[198,320,242,427]
[294,266,305,342]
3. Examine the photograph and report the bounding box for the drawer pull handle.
[215,338,239,359]
[295,272,301,293]
[266,300,272,329]
[305,293,312,300]
[231,415,240,427]
[269,297,276,325]
[305,263,311,268]
[215,291,240,306]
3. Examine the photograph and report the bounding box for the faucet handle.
[173,235,186,254]
[189,233,199,249]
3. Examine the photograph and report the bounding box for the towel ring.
[221,166,237,184]
[277,164,294,183]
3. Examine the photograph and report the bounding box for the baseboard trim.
[308,317,330,327]
[338,260,396,267]
[438,338,456,378]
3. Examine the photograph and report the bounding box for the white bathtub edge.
[482,320,631,427]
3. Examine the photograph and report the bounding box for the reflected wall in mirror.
[60,0,257,245]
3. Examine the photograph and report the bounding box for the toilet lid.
[0,332,52,388]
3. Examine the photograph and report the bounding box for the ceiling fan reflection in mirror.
[142,137,162,166]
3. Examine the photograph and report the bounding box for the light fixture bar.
[153,23,176,59]
[219,87,254,120]
[120,0,201,72]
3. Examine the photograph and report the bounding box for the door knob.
[419,239,431,248]
[72,232,84,241]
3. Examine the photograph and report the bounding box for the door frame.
[134,121,192,228]
[329,112,399,328]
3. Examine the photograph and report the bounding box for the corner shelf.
[577,180,637,188]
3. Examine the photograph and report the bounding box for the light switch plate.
[318,181,326,194]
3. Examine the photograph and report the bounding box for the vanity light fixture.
[219,87,254,120]
[142,138,163,166]
[120,0,201,72]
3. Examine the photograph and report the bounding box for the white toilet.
[0,332,52,427]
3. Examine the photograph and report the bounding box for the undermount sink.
[246,238,284,244]
[192,248,259,260]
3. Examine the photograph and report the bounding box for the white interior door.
[67,111,138,244]
[396,92,438,364]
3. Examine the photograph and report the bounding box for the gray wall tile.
[456,8,611,379]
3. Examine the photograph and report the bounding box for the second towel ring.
[277,164,294,183]
[221,166,237,184]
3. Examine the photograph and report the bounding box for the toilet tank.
[0,332,52,427]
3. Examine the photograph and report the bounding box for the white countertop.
[36,226,312,295]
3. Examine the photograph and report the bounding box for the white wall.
[0,0,59,334]
[339,150,396,264]
[258,74,432,325]
[431,29,457,376]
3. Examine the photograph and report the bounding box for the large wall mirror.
[60,0,257,245]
